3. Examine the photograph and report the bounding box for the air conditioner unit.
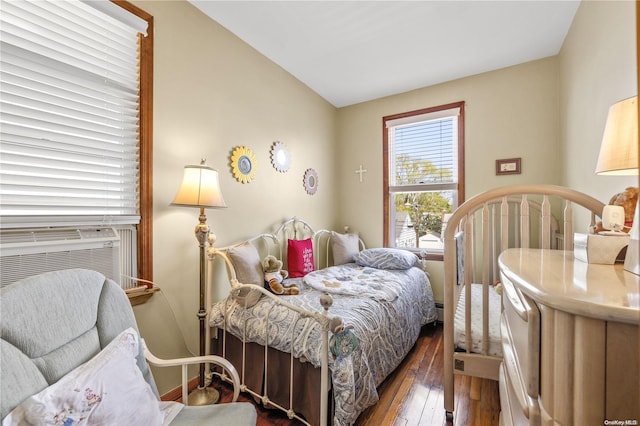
[0,227,121,287]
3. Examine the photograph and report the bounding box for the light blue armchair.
[1,269,257,425]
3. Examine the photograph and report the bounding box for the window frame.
[382,101,465,260]
[113,0,154,282]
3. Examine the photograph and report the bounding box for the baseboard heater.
[0,227,121,288]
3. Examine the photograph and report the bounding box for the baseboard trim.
[160,377,200,402]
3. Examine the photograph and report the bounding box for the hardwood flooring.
[214,323,500,426]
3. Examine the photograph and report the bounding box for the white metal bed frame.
[442,184,605,421]
[204,218,364,426]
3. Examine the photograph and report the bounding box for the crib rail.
[442,184,605,420]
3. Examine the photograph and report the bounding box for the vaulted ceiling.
[190,1,580,107]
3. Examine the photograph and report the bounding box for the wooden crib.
[442,184,605,421]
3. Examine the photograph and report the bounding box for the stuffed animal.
[593,187,638,234]
[262,255,299,295]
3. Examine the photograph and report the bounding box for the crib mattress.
[453,283,502,357]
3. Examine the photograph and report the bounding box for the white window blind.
[388,107,459,192]
[0,0,147,224]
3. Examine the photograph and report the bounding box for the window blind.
[0,0,147,222]
[388,108,459,190]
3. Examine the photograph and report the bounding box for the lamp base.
[187,386,220,406]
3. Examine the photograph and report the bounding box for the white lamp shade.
[595,96,638,175]
[171,164,227,208]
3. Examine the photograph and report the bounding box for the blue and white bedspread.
[209,263,437,425]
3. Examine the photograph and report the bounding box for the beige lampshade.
[595,96,639,175]
[171,162,227,208]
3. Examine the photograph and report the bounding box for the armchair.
[0,269,256,425]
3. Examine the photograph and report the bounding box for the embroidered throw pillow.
[330,231,360,265]
[288,238,315,278]
[354,248,419,270]
[3,328,170,426]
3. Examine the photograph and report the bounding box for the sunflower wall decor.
[230,146,257,184]
[270,141,291,173]
[303,168,318,195]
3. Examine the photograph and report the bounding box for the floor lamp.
[171,159,227,405]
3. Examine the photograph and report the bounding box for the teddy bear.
[262,255,300,295]
[593,187,638,234]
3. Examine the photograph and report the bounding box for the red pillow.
[288,238,315,278]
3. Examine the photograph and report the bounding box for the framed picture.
[496,158,521,175]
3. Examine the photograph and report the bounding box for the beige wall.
[335,57,562,250]
[559,0,637,206]
[131,0,636,395]
[132,0,338,394]
[335,58,561,304]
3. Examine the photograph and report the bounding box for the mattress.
[453,283,502,357]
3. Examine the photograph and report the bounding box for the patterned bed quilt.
[209,263,437,425]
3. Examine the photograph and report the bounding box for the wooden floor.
[214,323,500,426]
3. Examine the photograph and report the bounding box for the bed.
[206,218,437,426]
[442,184,605,421]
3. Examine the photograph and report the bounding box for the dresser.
[498,248,640,425]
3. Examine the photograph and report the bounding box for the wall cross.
[355,164,368,182]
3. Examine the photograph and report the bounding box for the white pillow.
[226,242,264,308]
[3,328,178,426]
[330,231,360,265]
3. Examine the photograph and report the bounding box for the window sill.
[402,248,444,262]
[126,287,159,306]
[423,252,444,262]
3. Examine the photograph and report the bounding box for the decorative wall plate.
[303,168,318,195]
[230,146,257,184]
[270,141,291,173]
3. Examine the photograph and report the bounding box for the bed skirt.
[212,331,333,426]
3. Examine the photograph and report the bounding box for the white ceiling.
[189,1,581,108]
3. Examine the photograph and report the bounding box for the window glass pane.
[392,190,454,250]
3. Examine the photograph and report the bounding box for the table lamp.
[595,96,639,275]
[171,159,227,404]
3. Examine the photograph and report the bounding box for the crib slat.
[564,200,574,251]
[521,195,530,249]
[514,203,521,249]
[541,195,551,249]
[483,203,491,287]
[464,213,473,353]
[498,197,509,282]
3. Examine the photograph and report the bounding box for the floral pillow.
[3,328,177,426]
[288,238,315,278]
[354,248,419,270]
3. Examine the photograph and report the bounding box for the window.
[383,101,465,257]
[0,0,154,283]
